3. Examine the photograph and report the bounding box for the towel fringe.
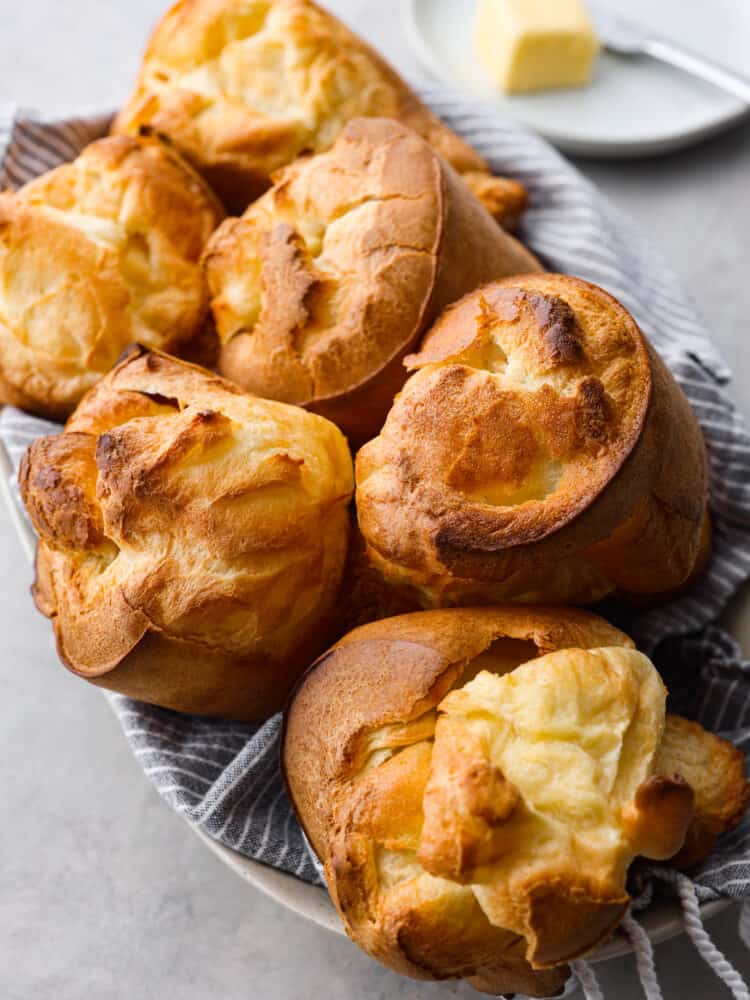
[571,959,604,1000]
[621,909,664,999]
[653,868,749,1000]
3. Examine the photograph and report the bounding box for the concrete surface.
[1,1,750,997]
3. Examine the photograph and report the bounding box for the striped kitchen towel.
[2,91,750,996]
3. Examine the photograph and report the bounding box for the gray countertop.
[2,2,750,997]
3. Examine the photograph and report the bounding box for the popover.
[283,607,748,996]
[203,118,541,444]
[0,134,223,419]
[113,0,528,225]
[356,274,711,606]
[20,348,353,720]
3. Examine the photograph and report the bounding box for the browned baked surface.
[356,274,710,606]
[0,134,223,419]
[112,0,527,225]
[283,606,748,994]
[656,715,750,869]
[334,518,423,634]
[20,348,353,721]
[203,118,540,445]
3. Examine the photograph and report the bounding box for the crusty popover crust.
[356,274,711,606]
[0,134,223,420]
[203,118,540,445]
[283,607,748,996]
[19,348,353,721]
[112,0,528,225]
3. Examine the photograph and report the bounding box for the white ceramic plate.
[191,825,730,961]
[0,435,732,960]
[402,0,750,157]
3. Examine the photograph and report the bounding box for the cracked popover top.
[283,606,748,996]
[356,274,710,605]
[19,348,354,720]
[0,134,223,419]
[203,117,540,444]
[113,0,528,225]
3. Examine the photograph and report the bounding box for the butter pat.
[473,0,599,94]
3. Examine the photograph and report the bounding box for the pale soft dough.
[0,134,223,418]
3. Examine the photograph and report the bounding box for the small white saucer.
[402,0,750,157]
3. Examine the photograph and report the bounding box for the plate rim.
[400,0,750,158]
[188,818,730,962]
[0,429,731,964]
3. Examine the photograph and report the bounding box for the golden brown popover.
[19,348,353,721]
[203,118,541,445]
[0,134,223,420]
[356,274,711,606]
[113,0,528,225]
[283,607,748,996]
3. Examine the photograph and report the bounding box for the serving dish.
[191,825,729,961]
[3,0,750,994]
[0,434,732,959]
[402,0,750,157]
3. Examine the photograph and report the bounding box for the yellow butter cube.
[473,0,600,94]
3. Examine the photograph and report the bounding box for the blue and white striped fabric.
[2,92,750,917]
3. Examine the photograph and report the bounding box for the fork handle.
[644,37,750,105]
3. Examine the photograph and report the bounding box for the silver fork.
[590,5,750,105]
